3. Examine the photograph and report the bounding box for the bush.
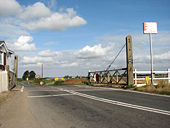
[125,84,135,89]
[82,81,89,85]
[54,81,63,86]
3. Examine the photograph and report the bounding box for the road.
[0,83,170,128]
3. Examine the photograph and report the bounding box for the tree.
[22,70,29,80]
[29,71,36,79]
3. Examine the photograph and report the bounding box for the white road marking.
[103,87,170,98]
[73,85,170,98]
[27,93,74,98]
[20,86,24,92]
[28,90,61,92]
[59,88,170,116]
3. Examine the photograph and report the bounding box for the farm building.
[0,41,15,93]
[0,41,14,71]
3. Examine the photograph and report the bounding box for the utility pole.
[126,35,133,86]
[41,64,43,78]
[14,55,18,86]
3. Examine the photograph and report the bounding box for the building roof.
[0,41,14,54]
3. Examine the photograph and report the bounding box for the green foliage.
[64,75,71,79]
[22,70,36,80]
[125,84,135,89]
[22,70,29,80]
[29,71,36,79]
[54,81,63,86]
[82,81,89,85]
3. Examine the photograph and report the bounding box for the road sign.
[143,22,157,85]
[143,22,157,34]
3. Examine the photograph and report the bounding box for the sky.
[0,0,170,77]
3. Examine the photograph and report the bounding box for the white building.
[0,41,14,71]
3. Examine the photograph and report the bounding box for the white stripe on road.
[27,93,74,98]
[59,88,170,116]
[73,85,170,98]
[20,86,24,92]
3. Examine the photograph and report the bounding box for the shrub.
[54,81,63,86]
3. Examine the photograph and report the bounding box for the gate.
[88,35,133,86]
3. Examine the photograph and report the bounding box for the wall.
[0,71,8,93]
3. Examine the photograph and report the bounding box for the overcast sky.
[0,0,170,77]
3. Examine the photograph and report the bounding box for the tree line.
[22,70,36,80]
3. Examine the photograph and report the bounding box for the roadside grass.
[134,80,170,95]
[63,78,88,85]
[26,78,88,86]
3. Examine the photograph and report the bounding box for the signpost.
[143,22,157,85]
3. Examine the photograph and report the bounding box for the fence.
[88,68,127,85]
[134,69,170,86]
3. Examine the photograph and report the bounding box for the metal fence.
[88,68,127,85]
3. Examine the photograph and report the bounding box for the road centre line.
[27,93,74,98]
[59,88,170,116]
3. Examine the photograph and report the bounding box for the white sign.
[143,22,157,34]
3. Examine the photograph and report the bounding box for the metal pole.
[149,33,154,84]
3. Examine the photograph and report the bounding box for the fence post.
[88,71,91,85]
[126,35,134,86]
[14,55,18,87]
[168,69,170,83]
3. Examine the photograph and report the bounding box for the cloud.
[0,0,22,16]
[155,51,170,60]
[61,62,78,67]
[48,0,57,10]
[19,2,51,20]
[21,8,87,31]
[0,22,29,39]
[11,36,36,51]
[38,49,60,57]
[77,44,111,59]
[23,56,53,64]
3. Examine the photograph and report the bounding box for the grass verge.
[133,80,170,95]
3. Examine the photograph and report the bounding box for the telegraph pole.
[42,64,43,78]
[126,35,133,86]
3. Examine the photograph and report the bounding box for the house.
[0,41,14,71]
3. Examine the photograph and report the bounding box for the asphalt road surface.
[0,83,170,128]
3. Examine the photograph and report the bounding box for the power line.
[106,43,126,71]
